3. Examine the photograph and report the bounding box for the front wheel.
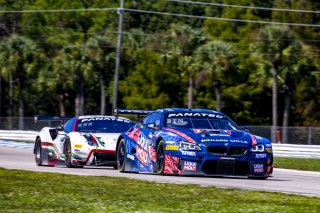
[117,139,126,173]
[35,139,43,166]
[65,139,76,168]
[156,140,165,175]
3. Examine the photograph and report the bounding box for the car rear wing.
[34,115,72,124]
[113,108,152,118]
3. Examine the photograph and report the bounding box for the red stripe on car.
[163,128,196,143]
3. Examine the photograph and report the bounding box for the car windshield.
[165,117,240,130]
[76,118,134,133]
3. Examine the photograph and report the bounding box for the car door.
[135,112,161,166]
[54,117,77,158]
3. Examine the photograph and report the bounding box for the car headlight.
[179,141,201,151]
[251,144,265,152]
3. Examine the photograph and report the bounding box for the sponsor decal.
[230,139,248,144]
[74,144,82,148]
[80,117,131,123]
[166,145,179,150]
[201,139,247,143]
[137,145,148,165]
[254,164,264,173]
[201,139,228,142]
[181,151,196,156]
[137,133,149,151]
[167,118,189,126]
[127,154,134,161]
[255,153,267,159]
[184,161,197,171]
[168,113,224,119]
[266,148,273,153]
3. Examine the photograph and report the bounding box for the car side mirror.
[56,125,64,131]
[242,126,250,132]
[147,123,159,130]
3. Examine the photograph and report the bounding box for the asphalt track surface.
[1,145,320,197]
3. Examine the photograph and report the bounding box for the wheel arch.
[155,137,164,149]
[116,135,125,158]
[63,136,71,155]
[34,136,41,154]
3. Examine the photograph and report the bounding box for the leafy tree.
[160,24,206,109]
[194,40,237,111]
[83,36,115,115]
[120,49,183,109]
[0,34,40,129]
[252,25,312,142]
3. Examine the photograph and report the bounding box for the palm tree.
[53,45,88,115]
[160,24,205,108]
[83,36,114,115]
[0,34,39,129]
[194,41,237,111]
[253,25,304,143]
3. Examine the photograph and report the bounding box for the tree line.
[0,0,320,132]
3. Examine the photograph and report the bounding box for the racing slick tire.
[117,139,126,173]
[64,139,83,168]
[156,140,165,175]
[35,139,43,166]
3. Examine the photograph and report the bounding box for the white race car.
[34,115,134,168]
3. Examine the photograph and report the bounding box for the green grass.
[274,157,320,172]
[0,168,319,212]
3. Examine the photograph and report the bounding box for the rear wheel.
[117,139,126,172]
[156,140,165,175]
[35,139,43,166]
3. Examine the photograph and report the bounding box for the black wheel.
[156,140,165,175]
[117,139,126,172]
[35,139,43,166]
[65,139,74,168]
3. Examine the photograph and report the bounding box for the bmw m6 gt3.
[115,108,273,179]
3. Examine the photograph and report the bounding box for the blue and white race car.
[115,108,273,179]
[34,115,134,168]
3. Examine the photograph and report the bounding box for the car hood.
[162,128,255,147]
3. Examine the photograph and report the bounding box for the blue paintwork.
[117,108,273,177]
